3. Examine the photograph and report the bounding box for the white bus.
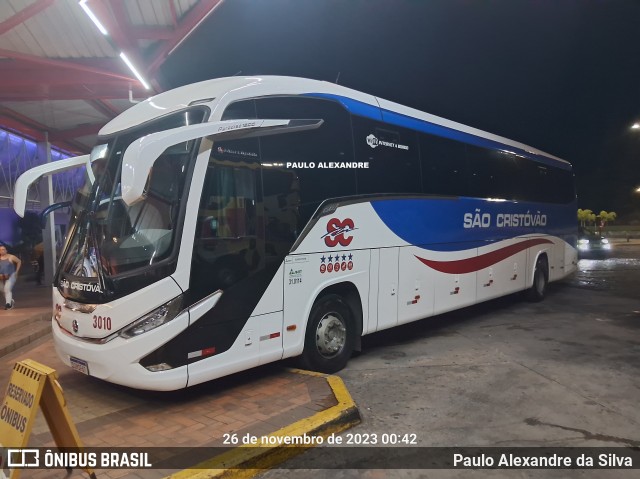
[14,76,577,391]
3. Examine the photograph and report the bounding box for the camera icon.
[7,448,40,468]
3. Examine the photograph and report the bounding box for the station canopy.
[0,0,223,156]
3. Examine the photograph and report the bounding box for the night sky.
[159,0,640,218]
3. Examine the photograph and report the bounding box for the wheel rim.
[315,312,346,358]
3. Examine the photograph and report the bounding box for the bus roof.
[100,76,570,168]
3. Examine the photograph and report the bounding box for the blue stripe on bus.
[305,92,383,120]
[369,197,577,252]
[304,93,571,171]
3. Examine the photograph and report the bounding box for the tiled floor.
[1,282,338,479]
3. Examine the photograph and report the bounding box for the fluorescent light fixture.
[79,1,152,92]
[79,0,108,36]
[119,52,151,90]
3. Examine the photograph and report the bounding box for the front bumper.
[52,312,190,391]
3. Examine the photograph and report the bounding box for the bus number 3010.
[93,315,112,330]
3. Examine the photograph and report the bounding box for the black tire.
[527,256,548,302]
[299,294,354,373]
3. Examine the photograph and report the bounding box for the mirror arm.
[39,201,72,228]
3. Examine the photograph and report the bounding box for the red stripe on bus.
[415,238,553,274]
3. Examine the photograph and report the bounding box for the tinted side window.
[218,99,260,161]
[529,163,551,202]
[517,161,567,203]
[262,168,299,258]
[553,168,575,204]
[420,133,468,196]
[198,165,257,239]
[221,99,257,120]
[256,97,356,224]
[190,160,261,302]
[352,117,421,195]
[466,146,521,200]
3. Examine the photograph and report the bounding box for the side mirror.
[13,155,89,217]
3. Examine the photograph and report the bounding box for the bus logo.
[322,218,356,247]
[366,134,379,148]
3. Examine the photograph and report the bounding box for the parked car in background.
[578,228,612,258]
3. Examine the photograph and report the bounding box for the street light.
[632,123,640,130]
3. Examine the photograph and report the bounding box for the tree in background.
[577,209,597,228]
[597,211,617,235]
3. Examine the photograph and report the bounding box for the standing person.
[34,242,44,285]
[0,245,21,310]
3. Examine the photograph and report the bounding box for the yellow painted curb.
[165,369,360,479]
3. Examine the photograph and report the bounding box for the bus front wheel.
[527,256,548,302]
[299,294,354,373]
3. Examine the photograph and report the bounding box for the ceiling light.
[79,0,108,36]
[79,1,152,93]
[119,52,151,90]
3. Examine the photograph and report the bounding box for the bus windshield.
[58,109,206,291]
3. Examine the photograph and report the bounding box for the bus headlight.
[120,296,183,339]
[64,299,97,313]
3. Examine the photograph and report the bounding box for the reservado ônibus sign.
[0,359,94,479]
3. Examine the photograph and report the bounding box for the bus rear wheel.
[299,294,354,373]
[527,256,548,302]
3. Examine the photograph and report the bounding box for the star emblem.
[321,255,326,263]
[341,254,346,261]
[328,255,333,262]
[348,253,353,260]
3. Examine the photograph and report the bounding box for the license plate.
[70,356,89,375]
